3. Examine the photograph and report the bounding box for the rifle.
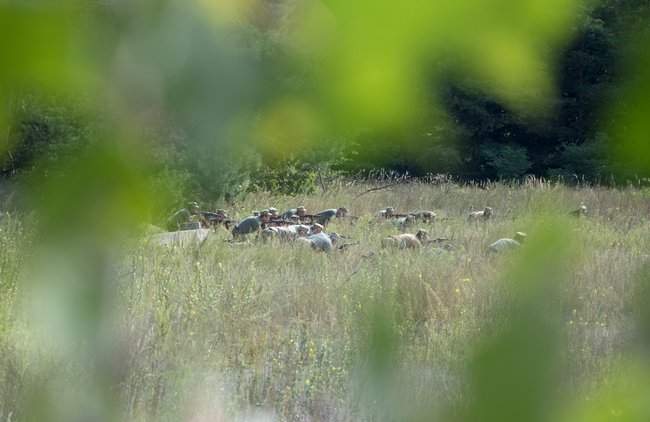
[423,237,451,245]
[201,211,229,225]
[379,212,412,219]
[337,241,360,251]
[301,213,341,224]
[299,213,356,225]
[264,219,298,227]
[199,212,238,230]
[217,219,235,230]
[408,211,436,222]
[385,212,434,221]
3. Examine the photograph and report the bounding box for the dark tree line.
[1,0,647,203]
[340,0,644,181]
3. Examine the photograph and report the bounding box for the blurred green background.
[2,0,649,207]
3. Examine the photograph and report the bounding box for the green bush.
[248,158,319,195]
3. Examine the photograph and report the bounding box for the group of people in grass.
[165,201,572,253]
[166,202,349,251]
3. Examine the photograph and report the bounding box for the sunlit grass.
[2,180,649,420]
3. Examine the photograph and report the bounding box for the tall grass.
[1,179,649,421]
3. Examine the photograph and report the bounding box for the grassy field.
[1,179,650,421]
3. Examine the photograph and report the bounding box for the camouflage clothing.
[307,232,333,252]
[233,216,261,236]
[282,206,306,219]
[281,208,298,219]
[273,225,310,241]
[378,207,395,218]
[488,238,521,253]
[314,209,337,224]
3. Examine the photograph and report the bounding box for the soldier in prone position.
[167,201,208,231]
[381,229,429,249]
[282,206,308,220]
[570,204,588,217]
[468,207,493,221]
[378,207,396,218]
[201,209,230,228]
[302,224,336,252]
[232,210,271,239]
[488,232,527,253]
[394,215,416,231]
[310,207,349,225]
[410,210,436,223]
[262,224,310,242]
[377,207,416,220]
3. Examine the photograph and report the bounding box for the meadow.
[1,179,649,421]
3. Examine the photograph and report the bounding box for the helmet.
[188,201,200,210]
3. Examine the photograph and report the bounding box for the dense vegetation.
[1,0,648,207]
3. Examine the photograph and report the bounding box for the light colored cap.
[514,232,527,242]
[311,223,324,230]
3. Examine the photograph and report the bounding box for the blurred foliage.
[1,0,650,420]
[2,0,646,196]
[609,23,650,176]
[2,0,649,204]
[1,96,94,179]
[453,219,573,422]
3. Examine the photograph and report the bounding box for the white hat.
[514,232,527,242]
